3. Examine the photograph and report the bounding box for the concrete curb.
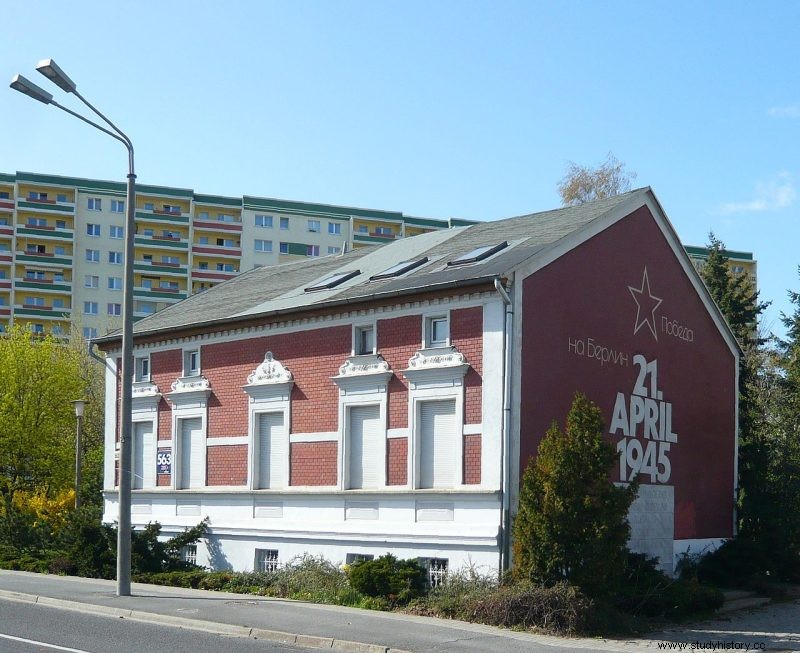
[0,589,402,653]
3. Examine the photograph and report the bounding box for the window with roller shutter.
[418,400,456,488]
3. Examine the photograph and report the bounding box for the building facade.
[97,188,739,577]
[685,244,758,288]
[0,171,471,339]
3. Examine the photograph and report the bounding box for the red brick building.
[98,188,738,575]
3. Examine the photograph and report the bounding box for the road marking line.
[0,632,93,652]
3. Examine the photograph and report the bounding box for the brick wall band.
[290,441,338,486]
[451,307,483,424]
[387,437,408,485]
[207,444,248,486]
[463,434,481,485]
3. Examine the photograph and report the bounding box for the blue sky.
[1,1,797,336]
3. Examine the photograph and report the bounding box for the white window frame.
[87,197,102,211]
[342,402,386,490]
[83,301,98,315]
[307,219,320,233]
[244,353,293,491]
[86,249,100,263]
[423,312,450,348]
[108,277,122,291]
[168,394,209,492]
[255,214,273,228]
[353,323,376,356]
[110,225,124,239]
[403,334,469,490]
[279,217,289,230]
[333,361,392,491]
[254,239,272,253]
[135,355,151,382]
[328,222,341,235]
[108,303,122,316]
[87,223,100,237]
[183,348,200,377]
[111,200,125,213]
[109,251,123,265]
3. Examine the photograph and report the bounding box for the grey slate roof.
[96,188,650,343]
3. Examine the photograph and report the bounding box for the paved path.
[0,570,798,652]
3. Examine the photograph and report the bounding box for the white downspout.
[494,277,513,575]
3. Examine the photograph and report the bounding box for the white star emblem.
[628,267,663,340]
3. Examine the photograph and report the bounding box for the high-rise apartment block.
[685,245,758,288]
[0,171,473,338]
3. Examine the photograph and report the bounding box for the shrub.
[616,553,723,620]
[466,581,594,634]
[347,554,428,605]
[133,570,208,588]
[696,537,777,588]
[512,393,638,597]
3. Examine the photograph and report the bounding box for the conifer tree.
[699,234,771,539]
[512,393,637,596]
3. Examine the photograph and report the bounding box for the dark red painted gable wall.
[519,205,736,540]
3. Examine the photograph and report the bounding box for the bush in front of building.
[616,552,723,620]
[346,553,428,605]
[512,392,638,598]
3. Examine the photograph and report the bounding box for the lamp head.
[9,74,53,104]
[72,399,86,418]
[36,58,77,93]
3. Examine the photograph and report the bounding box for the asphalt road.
[0,598,316,653]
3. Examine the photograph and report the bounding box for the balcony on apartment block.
[0,222,15,236]
[191,242,242,258]
[16,222,74,241]
[135,205,190,225]
[133,285,187,302]
[134,232,189,251]
[193,215,243,233]
[191,265,239,281]
[15,249,73,267]
[16,195,76,215]
[14,302,72,320]
[0,199,14,212]
[14,276,72,294]
[133,258,188,277]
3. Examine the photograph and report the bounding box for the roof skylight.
[446,241,508,267]
[304,269,360,292]
[370,257,429,281]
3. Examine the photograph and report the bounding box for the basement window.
[181,545,197,565]
[255,549,279,572]
[418,557,449,588]
[304,270,360,292]
[345,553,374,565]
[370,257,429,281]
[446,241,508,267]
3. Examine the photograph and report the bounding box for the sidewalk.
[1,570,798,652]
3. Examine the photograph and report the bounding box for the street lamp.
[10,59,136,597]
[72,399,86,509]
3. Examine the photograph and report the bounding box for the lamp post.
[10,60,136,596]
[72,399,86,509]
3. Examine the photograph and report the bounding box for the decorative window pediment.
[246,352,293,386]
[403,346,470,388]
[167,375,212,406]
[243,352,294,403]
[332,354,393,394]
[131,381,161,413]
